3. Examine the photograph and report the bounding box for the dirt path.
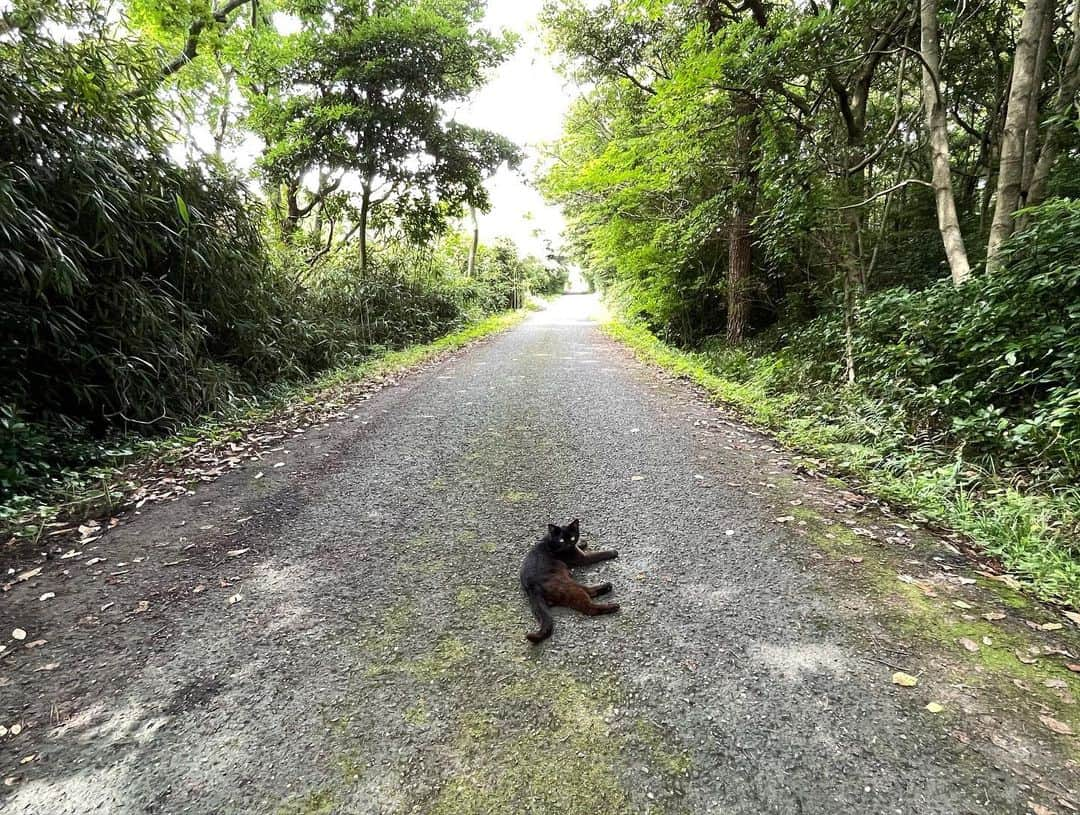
[3,295,1078,814]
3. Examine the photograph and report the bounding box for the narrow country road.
[3,296,1077,814]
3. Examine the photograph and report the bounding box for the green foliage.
[602,200,1080,601]
[754,200,1080,487]
[244,0,520,255]
[0,21,285,429]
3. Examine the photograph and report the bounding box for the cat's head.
[544,519,582,552]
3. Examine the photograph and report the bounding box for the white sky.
[454,0,575,259]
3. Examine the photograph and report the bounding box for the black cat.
[519,519,619,644]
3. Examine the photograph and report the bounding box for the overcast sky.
[455,0,575,258]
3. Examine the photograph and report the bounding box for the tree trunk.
[920,0,972,285]
[467,204,479,277]
[358,187,370,275]
[726,208,751,345]
[701,0,765,344]
[1020,8,1055,200]
[1024,0,1080,215]
[726,95,758,345]
[987,0,1054,267]
[280,181,301,242]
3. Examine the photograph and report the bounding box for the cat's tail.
[524,584,554,644]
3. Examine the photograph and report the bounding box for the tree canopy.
[541,0,1080,344]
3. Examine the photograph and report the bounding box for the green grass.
[604,317,1080,609]
[1,309,527,551]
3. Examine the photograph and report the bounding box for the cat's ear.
[546,523,561,537]
[567,518,580,531]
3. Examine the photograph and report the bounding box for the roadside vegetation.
[540,0,1080,604]
[0,0,566,539]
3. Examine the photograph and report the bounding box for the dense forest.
[540,0,1079,600]
[0,0,564,513]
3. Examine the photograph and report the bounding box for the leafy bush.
[0,30,544,504]
[744,199,1080,486]
[0,27,293,427]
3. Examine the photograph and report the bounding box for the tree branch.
[834,178,933,209]
[159,0,255,80]
[849,50,910,174]
[294,176,343,218]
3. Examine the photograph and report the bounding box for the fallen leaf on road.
[59,550,80,559]
[11,629,26,641]
[1044,679,1077,705]
[989,573,1023,590]
[227,592,243,605]
[982,611,1006,621]
[226,548,250,558]
[38,593,55,602]
[952,600,973,610]
[9,723,22,735]
[4,777,18,786]
[25,640,46,649]
[0,726,5,737]
[846,556,864,564]
[14,568,41,583]
[1043,646,1075,657]
[630,475,645,481]
[254,472,264,480]
[897,574,937,596]
[1039,715,1074,736]
[193,584,206,594]
[892,672,918,687]
[982,636,993,646]
[100,602,114,612]
[1064,611,1080,627]
[134,601,149,613]
[19,755,36,765]
[958,638,980,652]
[273,462,285,468]
[1015,650,1039,665]
[1068,664,1080,673]
[85,557,105,567]
[925,702,944,713]
[774,516,795,523]
[33,663,59,672]
[1029,802,1054,815]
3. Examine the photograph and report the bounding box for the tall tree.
[1024,0,1080,213]
[700,0,768,344]
[987,0,1056,266]
[245,0,518,270]
[920,0,972,284]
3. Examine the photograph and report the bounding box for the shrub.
[692,199,1080,491]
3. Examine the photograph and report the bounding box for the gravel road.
[2,295,1076,814]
